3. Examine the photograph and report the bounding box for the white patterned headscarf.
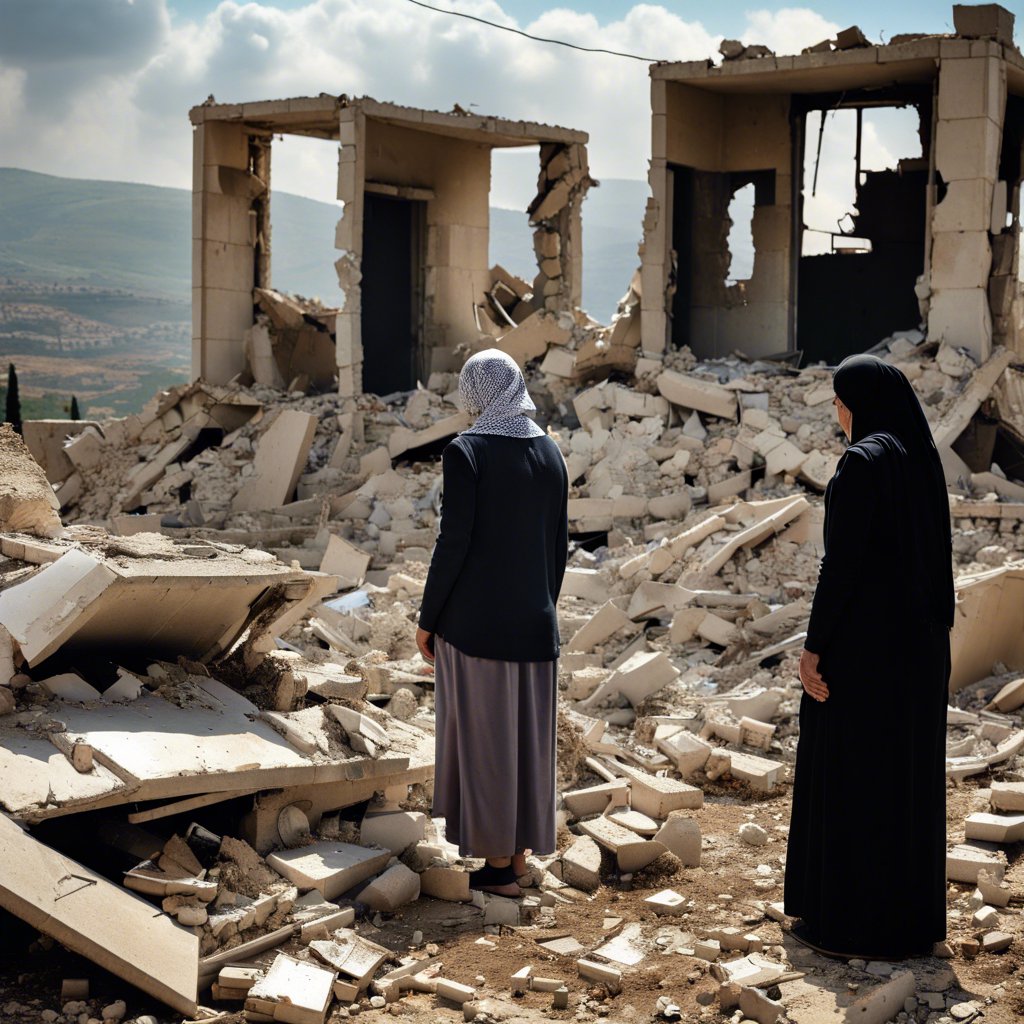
[458,349,545,438]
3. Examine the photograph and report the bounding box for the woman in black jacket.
[416,349,568,897]
[785,354,953,958]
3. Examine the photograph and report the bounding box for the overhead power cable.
[402,0,665,62]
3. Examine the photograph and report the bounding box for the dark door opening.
[795,94,930,366]
[669,163,694,350]
[360,193,425,395]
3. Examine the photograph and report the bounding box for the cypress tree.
[5,364,21,434]
[70,395,81,421]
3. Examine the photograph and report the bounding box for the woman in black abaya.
[784,354,954,960]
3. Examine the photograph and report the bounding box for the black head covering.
[832,353,954,627]
[833,354,937,454]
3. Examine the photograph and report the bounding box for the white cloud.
[0,0,920,229]
[0,65,27,129]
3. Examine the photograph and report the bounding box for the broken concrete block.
[738,985,783,1024]
[23,419,100,484]
[0,423,62,538]
[319,535,370,590]
[325,704,390,757]
[614,763,703,817]
[266,842,392,900]
[579,816,666,873]
[246,954,336,1024]
[725,751,785,794]
[964,811,1024,844]
[577,959,622,991]
[656,370,738,420]
[419,866,471,903]
[566,600,635,653]
[581,650,680,709]
[562,781,629,818]
[990,781,1024,812]
[360,811,426,855]
[644,889,686,915]
[980,930,1013,953]
[562,835,602,892]
[232,410,318,513]
[946,843,1006,883]
[953,3,1015,45]
[844,970,915,1024]
[497,310,572,367]
[654,726,713,776]
[358,863,421,911]
[989,677,1024,713]
[653,814,701,867]
[693,938,721,961]
[39,673,102,703]
[436,978,477,1005]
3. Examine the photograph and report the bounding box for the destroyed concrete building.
[190,94,591,396]
[640,3,1024,365]
[3,6,1024,1024]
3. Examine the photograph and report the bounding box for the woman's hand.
[416,627,435,665]
[799,649,829,702]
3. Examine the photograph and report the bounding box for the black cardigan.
[418,432,569,661]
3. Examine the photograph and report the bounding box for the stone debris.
[3,15,1024,1024]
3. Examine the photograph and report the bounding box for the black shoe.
[469,861,518,889]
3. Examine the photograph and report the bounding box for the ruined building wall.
[644,83,792,359]
[333,118,492,396]
[192,121,261,384]
[928,46,1009,360]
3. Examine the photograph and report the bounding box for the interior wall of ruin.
[363,121,491,371]
[191,121,261,384]
[643,82,792,359]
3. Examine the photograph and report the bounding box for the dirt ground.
[1,773,1020,1024]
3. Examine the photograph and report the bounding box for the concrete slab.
[233,410,318,513]
[266,841,392,900]
[0,730,130,818]
[247,953,335,1024]
[0,813,199,1015]
[0,541,322,668]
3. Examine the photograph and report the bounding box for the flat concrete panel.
[0,814,199,1015]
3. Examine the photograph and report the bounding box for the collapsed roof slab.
[0,812,199,1015]
[0,536,335,667]
[1,676,431,823]
[189,94,588,148]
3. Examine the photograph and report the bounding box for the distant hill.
[0,167,646,323]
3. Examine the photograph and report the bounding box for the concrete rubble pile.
[0,313,1022,1023]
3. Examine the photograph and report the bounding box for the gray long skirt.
[432,636,557,857]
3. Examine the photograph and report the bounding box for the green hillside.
[0,167,646,322]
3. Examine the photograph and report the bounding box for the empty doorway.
[360,192,425,395]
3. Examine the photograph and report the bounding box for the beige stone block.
[232,411,318,513]
[202,121,249,170]
[932,178,995,233]
[319,535,370,590]
[935,117,1001,182]
[200,287,254,340]
[656,369,737,419]
[201,337,248,385]
[927,288,992,360]
[931,231,992,290]
[578,816,666,873]
[202,239,254,292]
[938,57,1004,122]
[266,842,391,901]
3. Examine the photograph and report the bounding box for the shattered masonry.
[1,5,1024,1024]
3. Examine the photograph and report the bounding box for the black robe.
[784,434,951,957]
